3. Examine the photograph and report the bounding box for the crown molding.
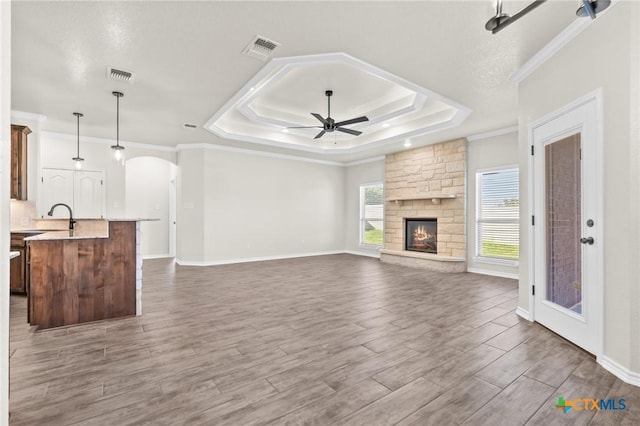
[176,143,344,167]
[40,131,177,152]
[467,125,518,141]
[344,156,385,167]
[11,110,47,122]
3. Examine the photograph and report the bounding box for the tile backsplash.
[10,200,37,229]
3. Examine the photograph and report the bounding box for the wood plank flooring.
[8,254,640,425]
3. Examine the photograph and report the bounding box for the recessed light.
[404,140,412,148]
[382,123,390,128]
[281,128,289,133]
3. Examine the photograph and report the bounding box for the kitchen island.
[25,219,147,330]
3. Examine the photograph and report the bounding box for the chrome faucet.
[48,203,76,231]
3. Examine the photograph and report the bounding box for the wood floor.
[8,254,640,425]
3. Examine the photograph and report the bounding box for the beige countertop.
[33,218,158,222]
[11,228,58,233]
[18,218,157,241]
[25,219,109,241]
[25,230,109,241]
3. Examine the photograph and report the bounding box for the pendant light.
[71,112,84,169]
[111,91,125,165]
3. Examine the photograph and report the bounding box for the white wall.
[177,145,346,265]
[176,148,206,262]
[125,156,177,257]
[518,2,639,376]
[344,158,385,257]
[467,131,519,278]
[0,1,10,421]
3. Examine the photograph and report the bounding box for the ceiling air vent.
[107,66,135,83]
[242,35,280,61]
[183,123,198,129]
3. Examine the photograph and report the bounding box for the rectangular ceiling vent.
[183,123,198,129]
[107,66,135,83]
[242,35,280,61]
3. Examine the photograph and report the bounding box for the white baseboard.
[174,259,210,266]
[175,250,345,266]
[515,307,532,321]
[466,267,518,280]
[344,250,381,259]
[142,254,173,260]
[598,355,640,387]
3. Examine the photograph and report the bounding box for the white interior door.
[531,93,602,355]
[41,168,74,217]
[74,170,104,218]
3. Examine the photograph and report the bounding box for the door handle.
[580,237,594,245]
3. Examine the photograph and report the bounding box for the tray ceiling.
[206,53,471,154]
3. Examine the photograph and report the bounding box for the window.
[360,183,384,247]
[476,168,519,261]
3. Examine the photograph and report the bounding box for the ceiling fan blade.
[336,127,362,136]
[311,113,328,125]
[314,130,326,139]
[334,116,369,127]
[287,126,323,129]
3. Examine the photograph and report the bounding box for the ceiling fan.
[288,90,369,139]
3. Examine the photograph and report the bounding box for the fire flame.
[412,225,435,241]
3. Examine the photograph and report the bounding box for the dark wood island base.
[27,221,137,330]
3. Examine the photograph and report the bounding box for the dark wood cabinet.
[11,124,31,200]
[10,232,37,295]
[10,249,25,292]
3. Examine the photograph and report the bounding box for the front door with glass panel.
[532,94,601,355]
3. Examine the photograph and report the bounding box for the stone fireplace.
[380,138,467,273]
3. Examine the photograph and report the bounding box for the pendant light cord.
[76,113,80,156]
[72,112,83,162]
[116,93,120,148]
[111,91,124,150]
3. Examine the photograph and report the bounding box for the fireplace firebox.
[405,218,437,254]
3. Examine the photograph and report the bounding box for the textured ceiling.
[11,1,579,163]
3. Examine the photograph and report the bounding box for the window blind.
[477,169,519,260]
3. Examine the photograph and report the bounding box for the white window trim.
[475,166,520,264]
[473,256,519,267]
[359,182,384,248]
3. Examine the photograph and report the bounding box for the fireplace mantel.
[386,194,457,205]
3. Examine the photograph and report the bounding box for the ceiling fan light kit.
[287,90,369,140]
